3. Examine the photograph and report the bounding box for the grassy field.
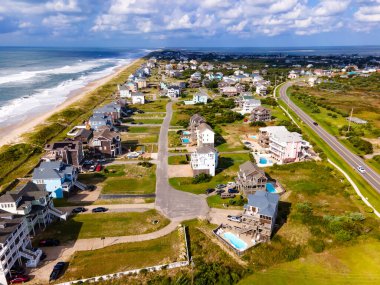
[207,194,245,209]
[102,164,156,195]
[169,153,250,194]
[121,133,159,144]
[216,123,250,152]
[168,131,182,147]
[239,240,380,285]
[36,210,169,243]
[131,118,164,124]
[61,230,184,282]
[127,126,161,133]
[170,110,191,126]
[134,100,168,112]
[168,155,189,165]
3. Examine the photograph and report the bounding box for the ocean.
[0,47,149,128]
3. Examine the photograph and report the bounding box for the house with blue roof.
[32,161,78,198]
[89,114,113,131]
[241,191,279,242]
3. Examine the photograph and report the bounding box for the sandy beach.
[0,58,140,147]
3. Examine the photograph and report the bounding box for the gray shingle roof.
[195,145,217,154]
[246,191,279,218]
[32,161,73,180]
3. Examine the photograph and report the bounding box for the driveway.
[155,102,209,220]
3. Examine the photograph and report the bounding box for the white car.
[227,215,242,223]
[357,166,366,174]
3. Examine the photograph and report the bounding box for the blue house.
[89,114,113,131]
[32,161,78,198]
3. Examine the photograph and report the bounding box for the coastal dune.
[0,59,139,147]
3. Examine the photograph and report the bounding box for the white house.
[256,84,267,96]
[131,92,145,104]
[190,146,218,177]
[196,123,215,147]
[259,126,310,164]
[239,96,261,115]
[193,92,208,104]
[166,85,181,98]
[288,71,299,79]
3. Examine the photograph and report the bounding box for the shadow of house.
[214,134,227,147]
[215,157,234,174]
[122,140,140,152]
[272,201,292,237]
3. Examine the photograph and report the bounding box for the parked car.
[95,164,102,172]
[49,262,66,282]
[9,275,30,284]
[39,239,60,247]
[72,207,88,214]
[227,215,242,223]
[10,267,25,276]
[216,184,226,189]
[88,165,96,172]
[357,165,366,174]
[92,207,108,213]
[131,121,136,124]
[215,189,225,195]
[243,141,251,145]
[87,185,96,191]
[138,122,144,125]
[137,110,145,114]
[228,188,239,194]
[313,121,318,126]
[205,188,215,195]
[97,158,107,164]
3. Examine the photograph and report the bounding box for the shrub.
[308,239,325,253]
[192,173,212,184]
[138,161,153,168]
[249,121,267,127]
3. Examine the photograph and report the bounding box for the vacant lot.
[134,100,168,112]
[127,126,161,133]
[102,164,156,195]
[168,154,189,165]
[121,132,159,144]
[61,230,184,281]
[36,210,169,243]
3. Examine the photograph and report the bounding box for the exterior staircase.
[20,246,42,268]
[48,206,67,220]
[74,180,87,190]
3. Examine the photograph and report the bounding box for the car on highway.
[357,166,366,174]
[313,121,318,126]
[72,207,88,214]
[39,239,60,247]
[92,207,108,213]
[227,215,242,223]
[49,262,66,282]
[9,275,30,284]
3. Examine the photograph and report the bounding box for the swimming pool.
[182,131,191,135]
[266,183,276,193]
[259,157,268,164]
[223,232,248,251]
[182,138,190,144]
[250,135,257,139]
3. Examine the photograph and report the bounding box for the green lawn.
[170,110,191,126]
[207,194,245,209]
[367,155,380,175]
[132,118,164,124]
[239,240,380,285]
[127,126,161,133]
[102,165,156,195]
[36,210,169,243]
[168,155,189,165]
[168,131,182,147]
[122,133,159,144]
[135,100,168,112]
[169,153,250,194]
[61,230,184,282]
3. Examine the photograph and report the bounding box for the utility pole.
[348,107,354,132]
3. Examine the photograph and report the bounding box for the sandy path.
[0,58,140,147]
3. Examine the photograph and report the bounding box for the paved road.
[155,102,209,220]
[279,82,380,194]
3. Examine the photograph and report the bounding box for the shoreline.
[0,58,140,147]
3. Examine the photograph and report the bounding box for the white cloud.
[355,2,380,22]
[45,0,81,12]
[314,0,350,16]
[42,14,85,29]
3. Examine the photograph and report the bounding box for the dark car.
[131,121,136,124]
[313,121,318,126]
[9,275,30,284]
[40,252,47,261]
[205,188,215,195]
[10,267,25,275]
[87,185,96,191]
[49,262,66,282]
[39,239,60,247]
[228,188,239,194]
[137,110,145,114]
[215,189,225,195]
[92,207,108,213]
[72,207,87,214]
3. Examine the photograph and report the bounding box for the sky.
[0,0,380,47]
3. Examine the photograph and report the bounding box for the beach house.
[43,140,84,167]
[88,114,113,131]
[190,146,218,177]
[250,106,272,122]
[196,123,215,147]
[89,126,122,158]
[131,92,145,104]
[166,85,181,98]
[32,161,78,198]
[93,102,122,124]
[259,126,310,163]
[235,161,268,195]
[193,92,208,104]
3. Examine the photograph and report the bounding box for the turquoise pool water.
[250,135,257,139]
[182,138,190,144]
[259,157,268,164]
[183,131,191,135]
[223,232,248,251]
[266,183,276,193]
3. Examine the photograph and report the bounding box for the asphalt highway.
[279,81,380,195]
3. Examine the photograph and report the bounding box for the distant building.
[89,114,113,131]
[193,92,208,104]
[166,85,181,98]
[43,141,84,167]
[250,106,271,122]
[221,86,238,96]
[346,117,368,125]
[191,146,218,177]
